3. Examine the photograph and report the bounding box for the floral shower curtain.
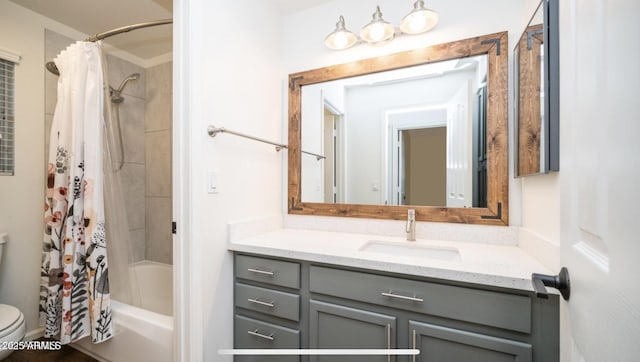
[39,41,112,344]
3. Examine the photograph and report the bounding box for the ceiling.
[10,0,333,61]
[271,0,334,15]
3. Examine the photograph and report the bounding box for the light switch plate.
[207,170,218,193]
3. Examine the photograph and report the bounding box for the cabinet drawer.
[309,266,531,333]
[236,255,300,289]
[235,315,300,362]
[235,283,300,321]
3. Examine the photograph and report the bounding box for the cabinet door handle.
[381,291,424,303]
[387,323,391,362]
[247,329,275,341]
[247,298,275,308]
[412,329,416,362]
[247,268,275,276]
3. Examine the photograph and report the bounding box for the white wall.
[0,1,89,337]
[177,0,283,360]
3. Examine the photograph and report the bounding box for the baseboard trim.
[24,327,44,341]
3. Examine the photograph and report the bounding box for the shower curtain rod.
[45,18,173,76]
[207,125,326,161]
[84,18,172,42]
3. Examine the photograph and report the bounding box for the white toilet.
[0,233,26,360]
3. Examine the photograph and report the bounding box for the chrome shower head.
[110,73,140,104]
[115,73,140,93]
[109,86,125,104]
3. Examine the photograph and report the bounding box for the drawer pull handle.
[247,298,275,308]
[381,291,424,303]
[248,329,274,341]
[247,268,275,276]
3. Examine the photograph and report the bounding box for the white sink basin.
[360,240,461,261]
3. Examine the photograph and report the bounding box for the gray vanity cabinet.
[309,300,396,362]
[233,253,559,362]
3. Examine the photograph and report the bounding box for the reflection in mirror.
[515,0,559,176]
[515,4,544,175]
[288,32,509,225]
[301,56,488,207]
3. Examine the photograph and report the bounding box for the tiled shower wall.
[144,62,172,264]
[45,29,172,265]
[108,55,147,262]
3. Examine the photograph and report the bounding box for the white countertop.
[228,228,552,292]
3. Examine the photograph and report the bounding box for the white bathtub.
[74,261,173,362]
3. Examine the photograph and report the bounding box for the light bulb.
[324,15,358,50]
[332,32,349,49]
[360,6,395,44]
[406,13,427,33]
[369,23,386,42]
[400,0,439,35]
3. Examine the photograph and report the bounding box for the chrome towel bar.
[207,125,325,160]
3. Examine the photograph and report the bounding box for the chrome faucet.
[406,209,416,241]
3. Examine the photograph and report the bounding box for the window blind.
[0,58,15,175]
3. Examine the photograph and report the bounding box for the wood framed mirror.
[514,0,560,177]
[288,32,509,226]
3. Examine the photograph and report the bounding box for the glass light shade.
[360,6,395,44]
[399,0,439,35]
[324,16,358,50]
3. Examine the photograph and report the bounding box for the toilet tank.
[0,232,7,262]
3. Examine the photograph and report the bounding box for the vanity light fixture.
[324,1,439,50]
[399,0,439,35]
[324,15,358,50]
[360,6,396,45]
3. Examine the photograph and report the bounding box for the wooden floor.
[4,339,98,362]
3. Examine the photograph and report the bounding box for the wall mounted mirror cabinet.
[514,0,559,176]
[288,32,509,225]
